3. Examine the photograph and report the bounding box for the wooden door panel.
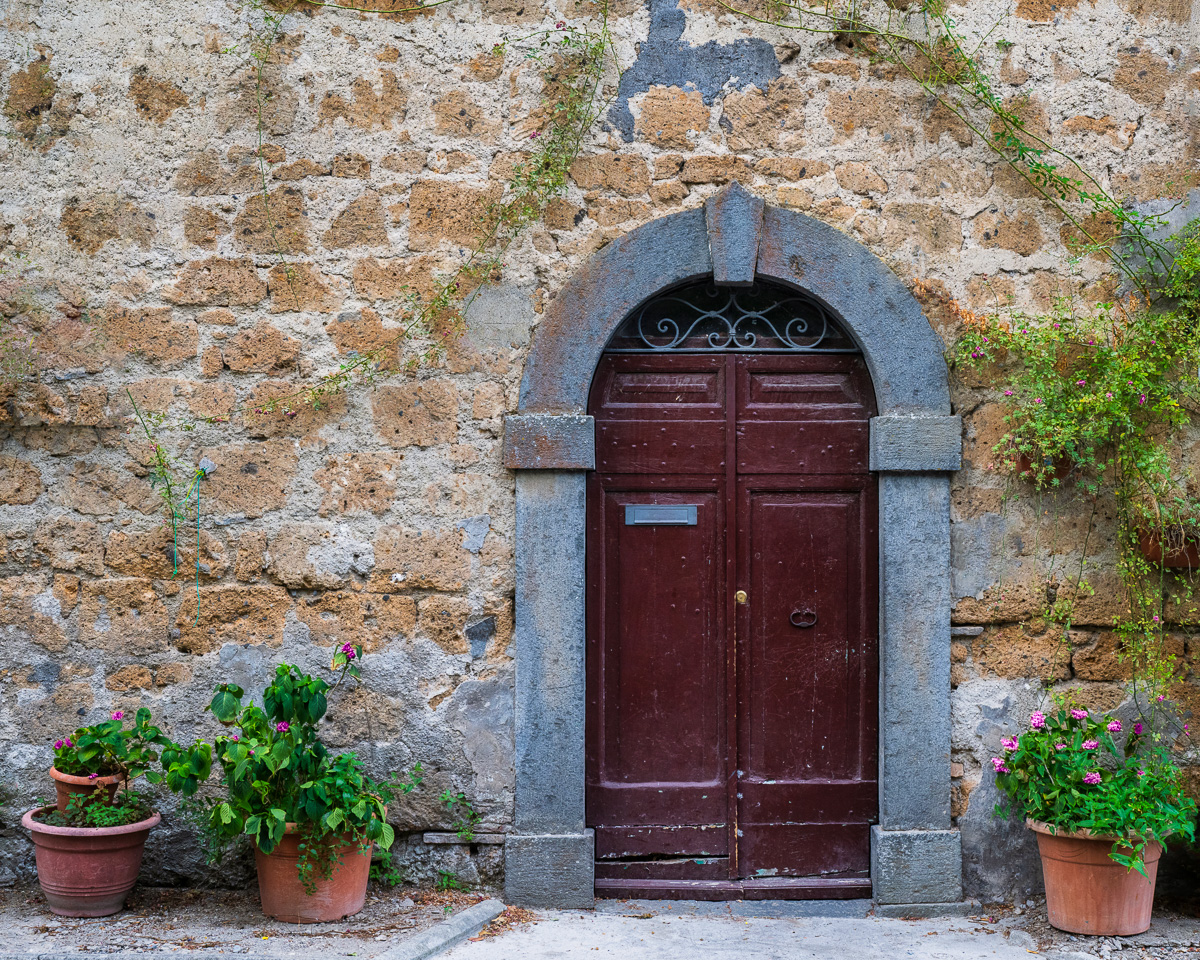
[585,482,728,844]
[737,421,868,474]
[587,347,878,899]
[596,420,727,475]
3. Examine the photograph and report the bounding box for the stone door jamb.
[501,183,963,908]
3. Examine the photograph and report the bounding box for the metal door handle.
[790,608,817,628]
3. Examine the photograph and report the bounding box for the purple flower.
[1070,708,1088,720]
[1001,736,1019,751]
[54,739,64,750]
[1157,695,1166,702]
[64,739,72,749]
[87,773,98,781]
[1083,771,1102,785]
[276,722,289,733]
[1076,379,1086,386]
[991,757,1009,774]
[1030,711,1046,729]
[1082,739,1099,750]
[231,735,239,742]
[1107,720,1121,733]
[1055,743,1066,751]
[341,642,356,661]
[1137,768,1146,778]
[1134,722,1143,735]
[555,19,566,28]
[111,710,124,720]
[1004,390,1014,396]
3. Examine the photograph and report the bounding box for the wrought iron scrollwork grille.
[605,278,860,354]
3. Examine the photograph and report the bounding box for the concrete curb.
[379,898,507,960]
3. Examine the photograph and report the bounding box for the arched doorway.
[586,279,879,898]
[502,184,964,908]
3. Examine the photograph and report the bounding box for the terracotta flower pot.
[23,805,160,917]
[1137,531,1200,569]
[49,767,121,812]
[254,824,372,924]
[1028,819,1161,936]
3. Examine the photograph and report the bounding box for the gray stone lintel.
[869,416,963,472]
[704,181,764,287]
[504,832,595,908]
[504,413,595,470]
[870,827,963,905]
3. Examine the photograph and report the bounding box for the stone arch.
[502,183,963,909]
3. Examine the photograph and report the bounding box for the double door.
[585,352,879,899]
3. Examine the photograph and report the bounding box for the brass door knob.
[735,590,748,604]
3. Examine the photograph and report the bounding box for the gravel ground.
[983,898,1200,959]
[0,885,489,957]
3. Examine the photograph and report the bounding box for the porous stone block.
[504,832,594,908]
[870,416,963,472]
[871,827,963,905]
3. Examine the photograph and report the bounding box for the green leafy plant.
[183,646,422,893]
[440,790,482,843]
[369,850,407,888]
[992,700,1197,875]
[51,706,209,794]
[435,869,465,892]
[36,789,156,829]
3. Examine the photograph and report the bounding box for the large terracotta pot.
[1029,819,1162,936]
[49,767,121,812]
[23,805,160,917]
[254,824,372,923]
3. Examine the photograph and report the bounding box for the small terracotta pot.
[254,824,372,924]
[1137,531,1200,569]
[23,805,159,917]
[1028,819,1161,936]
[49,767,122,812]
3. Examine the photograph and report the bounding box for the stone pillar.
[503,417,596,907]
[869,416,963,905]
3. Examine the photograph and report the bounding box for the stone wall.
[0,0,1196,896]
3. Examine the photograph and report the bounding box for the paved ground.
[451,900,1200,960]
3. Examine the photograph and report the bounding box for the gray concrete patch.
[439,909,1055,959]
[606,0,781,142]
[869,416,963,472]
[380,898,506,960]
[594,898,874,919]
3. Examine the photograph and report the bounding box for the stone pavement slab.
[443,909,1044,960]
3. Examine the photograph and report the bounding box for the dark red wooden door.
[586,352,878,900]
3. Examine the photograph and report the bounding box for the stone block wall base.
[873,901,979,918]
[871,826,963,905]
[504,832,595,908]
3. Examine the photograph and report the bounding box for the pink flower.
[64,739,72,749]
[1083,771,1102,785]
[1082,739,1099,750]
[1030,711,1046,729]
[1002,736,1019,751]
[54,739,64,749]
[1106,392,1113,399]
[1034,398,1044,404]
[231,735,239,742]
[111,710,124,720]
[1070,708,1088,720]
[1137,768,1146,778]
[248,749,255,756]
[1157,695,1166,702]
[1055,743,1066,750]
[1107,720,1121,733]
[1139,395,1147,405]
[1134,722,1143,735]
[276,722,289,733]
[1004,390,1014,396]
[1076,379,1086,386]
[87,773,98,781]
[555,19,566,27]
[529,130,541,139]
[341,642,356,660]
[991,757,1009,774]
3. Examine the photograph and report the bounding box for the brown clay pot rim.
[22,805,161,838]
[1026,818,1163,847]
[49,767,123,787]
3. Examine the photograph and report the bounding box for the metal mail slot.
[625,504,698,526]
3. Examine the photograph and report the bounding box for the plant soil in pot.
[49,767,121,811]
[1028,820,1161,936]
[23,805,160,917]
[255,825,372,923]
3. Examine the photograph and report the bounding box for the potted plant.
[183,644,419,923]
[25,709,210,917]
[992,702,1197,936]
